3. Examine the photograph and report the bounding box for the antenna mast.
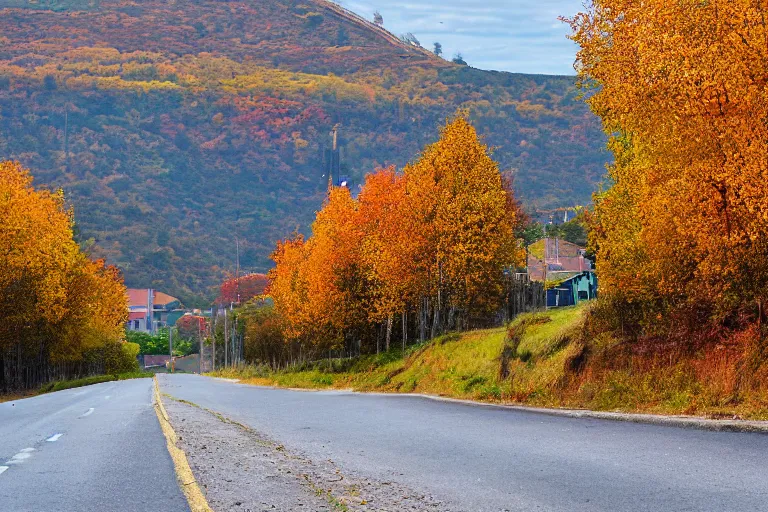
[327,124,341,192]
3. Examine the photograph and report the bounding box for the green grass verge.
[212,305,587,403]
[211,302,768,420]
[39,371,154,394]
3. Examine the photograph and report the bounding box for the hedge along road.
[0,378,189,512]
[158,373,768,512]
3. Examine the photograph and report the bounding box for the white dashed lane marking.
[47,434,63,442]
[0,466,8,475]
[80,408,94,418]
[6,452,32,465]
[20,448,35,453]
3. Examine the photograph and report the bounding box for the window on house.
[134,320,140,330]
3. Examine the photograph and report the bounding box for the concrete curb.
[404,394,768,433]
[201,375,768,434]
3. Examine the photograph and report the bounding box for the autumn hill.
[0,0,606,304]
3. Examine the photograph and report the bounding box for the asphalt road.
[0,378,189,512]
[159,373,768,512]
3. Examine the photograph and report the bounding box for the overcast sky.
[339,0,583,75]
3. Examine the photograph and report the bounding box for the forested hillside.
[0,0,606,304]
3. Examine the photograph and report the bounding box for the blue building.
[546,272,598,308]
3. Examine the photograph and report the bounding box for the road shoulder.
[154,378,213,512]
[161,393,450,511]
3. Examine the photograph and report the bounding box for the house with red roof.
[126,289,183,333]
[527,238,593,282]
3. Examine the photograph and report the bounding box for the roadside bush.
[583,295,644,340]
[104,341,140,374]
[126,329,170,355]
[240,304,286,367]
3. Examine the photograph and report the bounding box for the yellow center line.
[153,377,213,512]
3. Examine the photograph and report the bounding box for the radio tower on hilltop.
[325,124,341,192]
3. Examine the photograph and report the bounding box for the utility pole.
[169,328,174,374]
[211,308,216,372]
[224,308,229,368]
[236,237,241,305]
[232,314,237,366]
[147,288,154,335]
[198,318,202,374]
[544,239,548,288]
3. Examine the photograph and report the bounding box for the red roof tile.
[126,289,181,308]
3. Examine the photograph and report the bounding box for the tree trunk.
[447,306,456,332]
[420,297,427,343]
[386,314,393,352]
[431,263,443,339]
[402,310,407,353]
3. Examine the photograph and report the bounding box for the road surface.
[159,373,768,512]
[0,378,188,512]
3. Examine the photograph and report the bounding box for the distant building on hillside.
[526,238,597,308]
[126,289,183,333]
[527,238,593,282]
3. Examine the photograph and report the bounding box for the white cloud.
[338,0,583,75]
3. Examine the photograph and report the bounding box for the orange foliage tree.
[568,1,768,332]
[216,273,269,305]
[265,116,524,362]
[357,167,422,350]
[0,162,128,390]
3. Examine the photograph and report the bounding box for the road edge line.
[153,376,213,512]
[212,378,768,434]
[398,393,768,433]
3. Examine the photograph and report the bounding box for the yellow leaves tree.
[268,234,310,342]
[0,162,78,332]
[405,115,522,333]
[0,161,128,390]
[569,1,768,329]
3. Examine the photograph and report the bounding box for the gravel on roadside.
[163,396,454,512]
